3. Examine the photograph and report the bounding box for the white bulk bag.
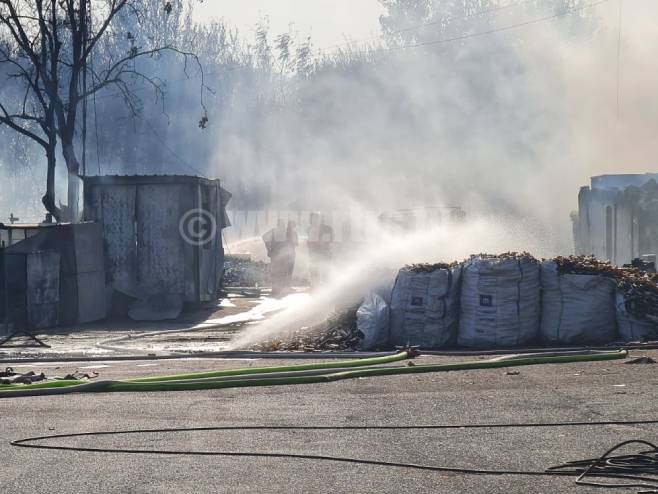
[458,256,540,348]
[540,261,617,345]
[389,265,461,349]
[356,292,391,350]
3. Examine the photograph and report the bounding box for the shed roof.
[83,174,221,187]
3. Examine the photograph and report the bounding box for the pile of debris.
[0,368,46,385]
[0,367,98,385]
[554,255,658,323]
[223,255,269,287]
[475,251,537,262]
[256,305,361,352]
[402,262,457,273]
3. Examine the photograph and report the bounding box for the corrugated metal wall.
[84,176,228,306]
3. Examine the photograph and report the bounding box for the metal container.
[83,175,231,307]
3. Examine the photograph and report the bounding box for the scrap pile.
[402,262,457,273]
[256,305,361,352]
[0,368,46,385]
[223,255,269,287]
[554,255,658,324]
[475,251,536,262]
[553,255,619,277]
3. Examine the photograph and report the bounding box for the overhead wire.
[142,117,208,177]
[389,0,608,52]
[317,0,537,54]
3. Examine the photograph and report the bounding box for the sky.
[193,0,386,48]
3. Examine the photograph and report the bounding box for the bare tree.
[0,0,206,221]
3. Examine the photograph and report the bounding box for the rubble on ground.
[223,255,269,287]
[624,356,656,364]
[0,367,98,385]
[255,305,361,352]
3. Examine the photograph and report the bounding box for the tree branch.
[0,102,47,148]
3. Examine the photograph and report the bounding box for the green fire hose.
[0,350,628,398]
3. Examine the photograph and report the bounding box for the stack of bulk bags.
[458,254,540,348]
[389,263,462,349]
[540,260,617,345]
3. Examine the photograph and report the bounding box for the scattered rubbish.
[57,372,99,381]
[0,367,99,385]
[257,305,360,352]
[0,370,46,385]
[623,356,656,364]
[223,256,269,287]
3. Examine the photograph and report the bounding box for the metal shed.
[0,222,106,326]
[83,175,231,307]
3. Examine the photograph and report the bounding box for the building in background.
[573,173,658,265]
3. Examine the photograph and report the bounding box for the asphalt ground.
[1,350,656,493]
[0,292,265,359]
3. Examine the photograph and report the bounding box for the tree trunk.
[62,141,82,223]
[41,147,62,222]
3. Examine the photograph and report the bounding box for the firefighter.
[283,220,298,290]
[307,213,334,288]
[262,219,288,296]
